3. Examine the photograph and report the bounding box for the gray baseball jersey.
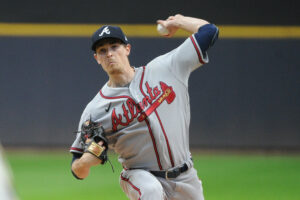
[70,33,209,200]
[70,34,207,170]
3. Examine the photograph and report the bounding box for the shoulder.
[81,91,103,118]
[145,49,176,71]
[86,91,102,108]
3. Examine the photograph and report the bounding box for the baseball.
[157,24,169,35]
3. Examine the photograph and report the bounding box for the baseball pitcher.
[70,14,219,200]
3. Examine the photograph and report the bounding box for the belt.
[150,163,189,180]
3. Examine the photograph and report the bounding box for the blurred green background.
[6,151,300,200]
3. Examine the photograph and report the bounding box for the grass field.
[5,150,300,200]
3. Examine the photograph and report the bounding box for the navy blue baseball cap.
[91,25,129,51]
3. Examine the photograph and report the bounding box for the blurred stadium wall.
[0,0,299,150]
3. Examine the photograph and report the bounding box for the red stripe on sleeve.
[190,36,205,64]
[70,147,83,152]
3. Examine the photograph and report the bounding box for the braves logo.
[99,26,110,36]
[111,81,176,131]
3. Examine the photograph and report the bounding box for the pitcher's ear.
[125,44,131,56]
[94,53,101,65]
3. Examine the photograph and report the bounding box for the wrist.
[81,152,102,166]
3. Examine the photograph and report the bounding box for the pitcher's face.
[94,42,131,75]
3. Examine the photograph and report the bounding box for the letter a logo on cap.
[99,26,110,37]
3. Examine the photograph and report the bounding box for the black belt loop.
[150,163,189,180]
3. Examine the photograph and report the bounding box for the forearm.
[71,153,101,179]
[174,15,209,33]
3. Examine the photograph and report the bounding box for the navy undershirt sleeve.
[71,152,82,164]
[194,24,219,54]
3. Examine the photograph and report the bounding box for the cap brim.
[91,37,128,51]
